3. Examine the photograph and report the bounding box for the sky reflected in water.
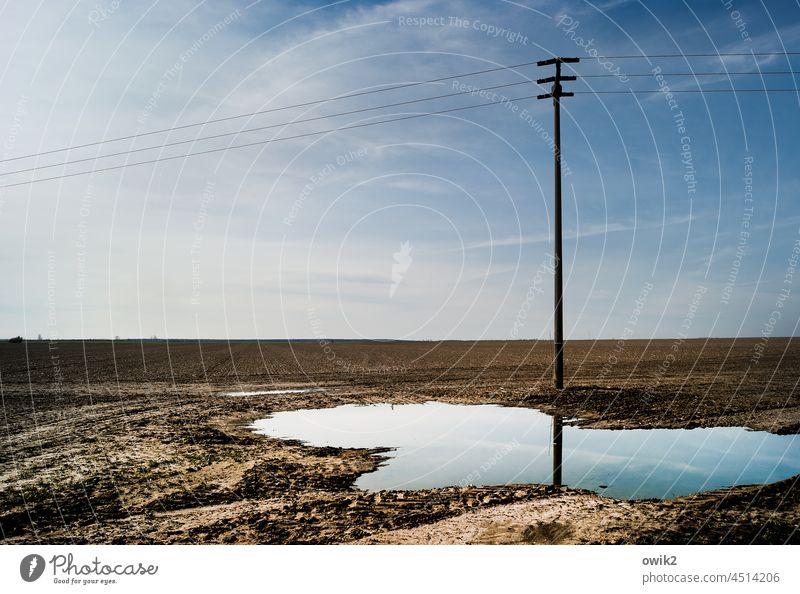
[249,402,800,499]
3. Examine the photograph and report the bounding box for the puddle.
[249,402,800,499]
[223,388,325,397]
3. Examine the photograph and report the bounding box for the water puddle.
[249,402,800,499]
[223,388,325,397]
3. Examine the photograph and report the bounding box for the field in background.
[1,338,798,544]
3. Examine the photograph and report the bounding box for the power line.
[603,51,800,59]
[579,70,800,78]
[0,60,540,165]
[3,88,795,188]
[0,80,533,179]
[0,93,531,190]
[3,52,798,189]
[574,89,799,94]
[17,71,790,179]
[5,53,796,168]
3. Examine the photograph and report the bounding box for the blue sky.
[0,0,798,341]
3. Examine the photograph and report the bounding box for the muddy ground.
[0,338,798,544]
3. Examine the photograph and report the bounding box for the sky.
[0,0,799,341]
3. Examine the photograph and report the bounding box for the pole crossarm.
[536,75,576,84]
[535,57,579,390]
[535,57,580,103]
[537,92,574,99]
[536,57,580,66]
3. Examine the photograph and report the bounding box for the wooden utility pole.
[537,57,579,390]
[552,414,563,487]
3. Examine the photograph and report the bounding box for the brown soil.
[1,338,798,544]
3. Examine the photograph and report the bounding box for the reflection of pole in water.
[552,415,563,487]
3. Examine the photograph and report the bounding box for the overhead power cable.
[603,51,800,59]
[579,70,800,78]
[574,89,798,94]
[3,52,799,189]
[0,60,540,165]
[0,80,533,179]
[0,93,533,190]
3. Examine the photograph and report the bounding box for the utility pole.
[552,414,563,487]
[537,57,579,390]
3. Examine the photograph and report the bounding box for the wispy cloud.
[462,215,696,250]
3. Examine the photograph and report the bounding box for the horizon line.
[6,336,797,343]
